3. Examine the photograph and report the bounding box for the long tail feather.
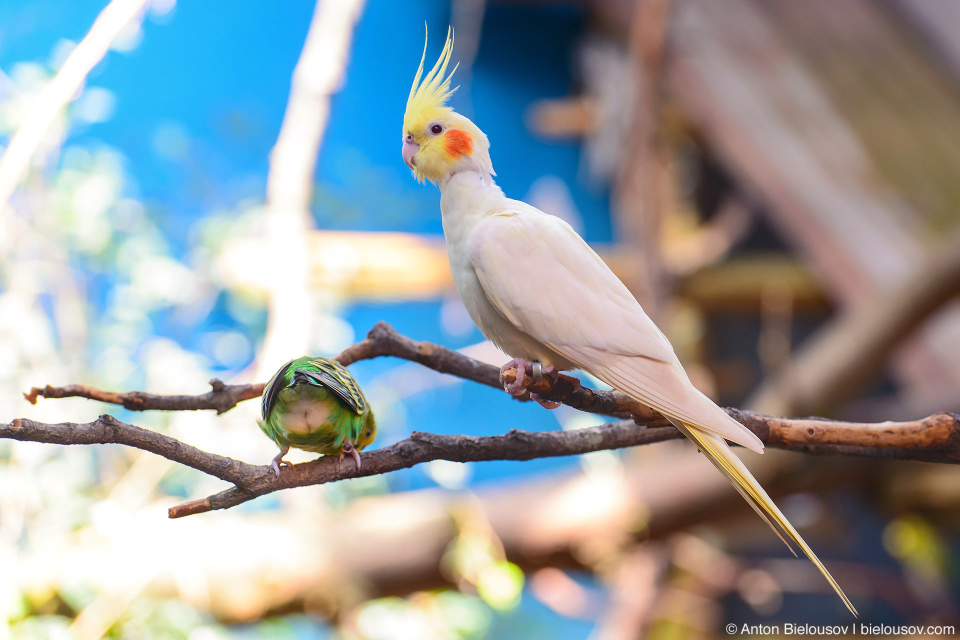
[669,418,858,616]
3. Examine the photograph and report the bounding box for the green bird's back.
[259,357,377,471]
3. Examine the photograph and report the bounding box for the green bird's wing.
[261,358,296,420]
[294,357,367,415]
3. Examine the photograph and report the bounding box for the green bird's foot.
[339,440,362,471]
[271,446,292,479]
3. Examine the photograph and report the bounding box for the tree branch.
[10,322,960,519]
[3,407,960,519]
[1,414,251,485]
[24,321,663,422]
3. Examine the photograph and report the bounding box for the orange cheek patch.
[444,129,474,158]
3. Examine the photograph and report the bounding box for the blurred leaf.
[883,514,950,584]
[476,561,524,612]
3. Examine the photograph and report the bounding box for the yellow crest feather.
[402,25,495,185]
[405,26,459,130]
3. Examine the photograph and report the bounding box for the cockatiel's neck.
[439,170,507,243]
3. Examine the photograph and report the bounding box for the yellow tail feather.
[669,418,858,617]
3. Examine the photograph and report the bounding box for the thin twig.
[23,379,264,415]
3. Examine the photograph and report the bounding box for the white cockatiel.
[401,29,856,616]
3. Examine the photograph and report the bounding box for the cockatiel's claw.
[501,357,532,395]
[530,363,563,407]
[557,372,581,392]
[530,393,561,409]
[339,441,362,471]
[501,359,570,408]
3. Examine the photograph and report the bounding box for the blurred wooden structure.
[671,0,960,416]
[529,0,960,417]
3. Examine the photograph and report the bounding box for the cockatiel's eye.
[430,123,443,135]
[365,428,373,437]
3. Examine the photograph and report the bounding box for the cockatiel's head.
[402,28,495,186]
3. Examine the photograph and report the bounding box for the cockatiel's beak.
[402,133,419,169]
[340,440,362,470]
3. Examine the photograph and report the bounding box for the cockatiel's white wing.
[467,201,763,453]
[466,202,859,615]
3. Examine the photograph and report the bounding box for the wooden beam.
[678,256,828,313]
[218,231,650,302]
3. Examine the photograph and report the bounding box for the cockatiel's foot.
[500,357,533,395]
[500,359,580,408]
[338,440,362,471]
[538,365,582,389]
[529,393,561,409]
[529,363,565,408]
[271,446,292,479]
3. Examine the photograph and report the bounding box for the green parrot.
[259,356,377,477]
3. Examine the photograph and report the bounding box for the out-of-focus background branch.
[0,0,149,211]
[4,0,960,638]
[255,0,365,381]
